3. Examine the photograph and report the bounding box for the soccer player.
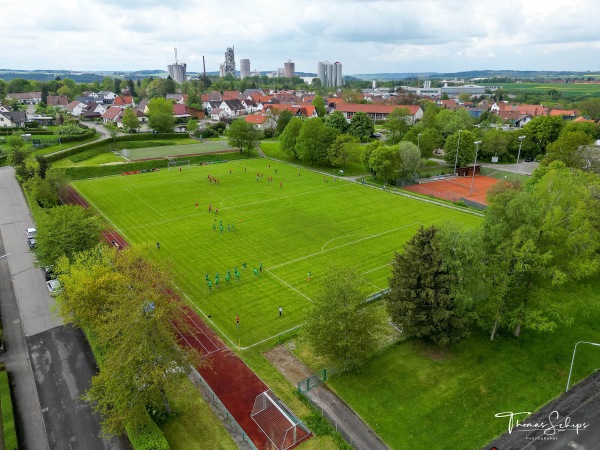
[307,271,311,282]
[205,273,209,282]
[208,204,212,213]
[215,207,219,215]
[231,223,235,231]
[220,224,223,233]
[213,223,216,231]
[253,268,259,277]
[207,280,212,292]
[156,242,160,250]
[215,277,220,288]
[279,306,283,317]
[235,269,240,281]
[227,224,231,232]
[225,272,231,284]
[236,315,240,327]
[259,261,263,272]
[195,202,198,209]
[243,262,247,270]
[280,181,283,188]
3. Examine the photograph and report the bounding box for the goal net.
[168,159,191,170]
[251,390,311,450]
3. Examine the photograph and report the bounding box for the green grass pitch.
[72,159,481,348]
[124,141,231,160]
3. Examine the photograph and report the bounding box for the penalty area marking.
[270,222,421,270]
[265,269,314,304]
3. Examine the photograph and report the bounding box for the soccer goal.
[168,159,191,170]
[251,390,311,450]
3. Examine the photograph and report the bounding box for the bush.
[201,128,219,139]
[126,414,170,450]
[263,129,275,139]
[210,122,226,134]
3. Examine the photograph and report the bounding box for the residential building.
[0,110,27,127]
[335,103,423,124]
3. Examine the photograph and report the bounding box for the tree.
[186,119,199,134]
[386,225,472,346]
[227,119,260,155]
[328,134,359,168]
[368,144,399,183]
[312,95,326,117]
[24,169,66,209]
[304,265,384,372]
[296,118,338,164]
[481,128,512,162]
[435,108,473,138]
[397,141,421,183]
[56,245,201,435]
[348,112,374,141]
[383,108,410,145]
[578,98,600,121]
[276,110,293,135]
[147,98,175,133]
[104,123,119,142]
[443,130,478,167]
[6,136,34,181]
[480,162,600,338]
[522,115,564,153]
[35,205,103,267]
[324,110,349,134]
[544,130,595,168]
[121,107,140,131]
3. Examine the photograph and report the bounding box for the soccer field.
[72,160,481,348]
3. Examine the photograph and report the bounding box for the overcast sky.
[2,0,600,75]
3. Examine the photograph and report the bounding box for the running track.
[62,183,289,450]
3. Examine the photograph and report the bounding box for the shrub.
[126,414,170,450]
[201,128,219,139]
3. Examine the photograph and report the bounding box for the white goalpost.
[251,390,311,450]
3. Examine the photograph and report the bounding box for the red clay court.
[403,174,502,206]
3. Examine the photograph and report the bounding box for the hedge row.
[56,129,96,143]
[56,151,253,180]
[126,418,170,450]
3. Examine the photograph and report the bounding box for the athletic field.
[72,160,481,348]
[122,140,233,160]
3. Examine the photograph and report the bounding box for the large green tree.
[348,112,374,141]
[279,117,303,159]
[304,265,384,372]
[312,95,326,117]
[397,141,421,183]
[276,110,293,135]
[443,129,478,168]
[324,110,349,134]
[327,134,359,169]
[147,98,175,134]
[121,107,140,131]
[386,225,473,346]
[227,119,260,155]
[296,118,338,164]
[544,130,595,168]
[480,162,600,338]
[522,115,564,153]
[367,144,399,183]
[35,205,103,267]
[383,107,410,145]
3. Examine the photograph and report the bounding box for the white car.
[46,279,61,295]
[26,227,37,239]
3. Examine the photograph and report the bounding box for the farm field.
[72,159,481,349]
[484,82,600,98]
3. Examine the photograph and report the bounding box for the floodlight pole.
[453,130,462,175]
[515,135,526,180]
[566,341,600,392]
[470,141,482,196]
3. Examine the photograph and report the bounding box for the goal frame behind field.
[167,159,191,170]
[251,390,311,449]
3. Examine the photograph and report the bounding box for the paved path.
[264,345,390,450]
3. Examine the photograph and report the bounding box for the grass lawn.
[0,368,17,450]
[259,139,368,177]
[31,133,101,156]
[484,82,600,99]
[72,159,480,349]
[288,278,600,450]
[122,139,232,160]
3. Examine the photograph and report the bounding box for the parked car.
[43,266,55,281]
[46,279,61,295]
[26,227,37,239]
[27,238,36,250]
[524,157,534,162]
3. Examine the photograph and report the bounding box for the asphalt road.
[0,166,129,449]
[487,371,600,450]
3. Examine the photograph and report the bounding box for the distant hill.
[350,70,600,81]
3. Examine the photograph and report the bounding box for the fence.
[190,367,258,450]
[460,198,487,210]
[297,369,327,395]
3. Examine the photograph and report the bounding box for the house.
[46,95,69,108]
[173,103,191,119]
[6,92,42,104]
[549,109,578,120]
[113,96,134,108]
[210,108,227,121]
[66,101,87,116]
[101,106,123,123]
[244,114,275,131]
[222,90,241,101]
[218,100,247,117]
[335,103,423,124]
[202,92,222,103]
[166,93,188,104]
[0,110,27,127]
[97,91,117,103]
[81,102,107,119]
[136,98,150,115]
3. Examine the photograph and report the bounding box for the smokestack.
[174,48,178,64]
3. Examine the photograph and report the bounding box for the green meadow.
[72,159,480,348]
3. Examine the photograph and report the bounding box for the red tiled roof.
[336,103,421,115]
[222,91,241,100]
[172,104,189,115]
[114,96,133,105]
[102,106,123,120]
[549,109,577,116]
[244,114,268,124]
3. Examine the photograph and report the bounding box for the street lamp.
[453,130,462,175]
[469,141,482,196]
[515,135,526,179]
[566,341,600,392]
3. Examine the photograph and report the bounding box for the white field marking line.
[240,325,304,351]
[122,185,167,218]
[74,189,132,243]
[321,233,371,252]
[171,282,239,349]
[171,320,212,355]
[264,268,314,304]
[362,263,391,275]
[179,304,223,352]
[269,222,420,270]
[365,280,381,291]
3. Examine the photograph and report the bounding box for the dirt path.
[264,345,391,450]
